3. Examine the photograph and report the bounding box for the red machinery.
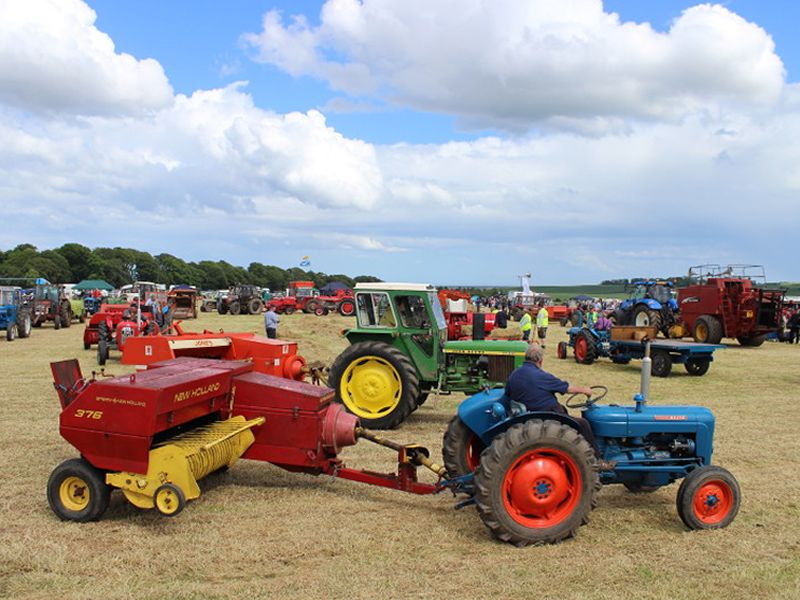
[120,325,309,381]
[47,357,443,521]
[266,281,356,316]
[677,265,785,346]
[83,303,160,365]
[437,290,495,340]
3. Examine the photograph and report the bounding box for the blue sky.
[1,1,798,285]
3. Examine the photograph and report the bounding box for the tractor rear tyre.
[676,465,740,530]
[474,419,599,546]
[557,341,568,359]
[573,331,597,365]
[328,341,419,429]
[442,415,485,477]
[633,306,661,331]
[650,349,672,377]
[248,299,263,315]
[229,301,241,316]
[693,315,723,344]
[6,323,17,341]
[47,458,110,522]
[339,299,356,316]
[415,391,429,407]
[304,300,320,314]
[737,334,767,347]
[54,315,61,330]
[684,358,710,376]
[18,312,31,338]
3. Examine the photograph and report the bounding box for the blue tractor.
[614,280,679,336]
[441,344,740,545]
[0,286,32,341]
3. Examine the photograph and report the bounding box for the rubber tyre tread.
[328,341,419,429]
[737,334,766,347]
[247,299,262,314]
[61,303,72,328]
[229,301,241,316]
[339,300,355,316]
[650,350,672,377]
[442,415,484,477]
[18,312,32,338]
[684,358,710,376]
[54,315,61,330]
[47,458,110,522]
[694,315,723,344]
[634,306,661,331]
[676,465,740,530]
[305,300,320,314]
[6,323,16,341]
[574,331,597,365]
[474,419,599,546]
[557,341,568,359]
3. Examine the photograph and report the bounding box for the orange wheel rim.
[693,480,733,524]
[502,448,581,528]
[575,337,586,361]
[466,433,484,471]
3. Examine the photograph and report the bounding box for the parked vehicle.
[0,286,32,341]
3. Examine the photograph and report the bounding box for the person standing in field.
[264,305,279,339]
[520,308,533,341]
[536,305,549,347]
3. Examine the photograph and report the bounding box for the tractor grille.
[487,355,516,382]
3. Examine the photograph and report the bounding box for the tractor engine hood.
[442,339,528,355]
[584,404,715,439]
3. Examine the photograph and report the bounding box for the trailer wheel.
[18,312,31,338]
[6,323,17,341]
[229,301,241,315]
[474,419,599,546]
[47,458,110,522]
[573,331,596,365]
[442,415,485,477]
[650,349,672,377]
[338,299,356,316]
[248,299,263,314]
[328,341,419,429]
[693,315,722,344]
[557,341,568,359]
[737,334,766,347]
[684,358,710,376]
[676,465,740,530]
[154,483,186,517]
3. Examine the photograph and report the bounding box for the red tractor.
[438,289,495,340]
[82,303,160,364]
[266,281,356,316]
[676,265,784,346]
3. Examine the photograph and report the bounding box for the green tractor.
[328,283,527,429]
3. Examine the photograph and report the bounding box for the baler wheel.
[6,322,17,341]
[442,415,485,477]
[676,465,740,530]
[474,419,599,546]
[573,331,596,365]
[339,299,356,316]
[693,315,722,344]
[229,301,241,316]
[328,341,419,429]
[47,458,110,522]
[650,349,672,377]
[684,358,710,376]
[154,483,186,517]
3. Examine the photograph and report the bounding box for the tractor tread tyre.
[18,312,31,338]
[6,323,17,341]
[61,303,72,328]
[229,301,241,316]
[684,358,710,376]
[97,339,109,365]
[737,334,767,347]
[218,303,228,315]
[304,300,320,314]
[328,341,419,430]
[247,299,263,315]
[694,315,723,344]
[54,315,61,330]
[474,420,599,546]
[557,341,568,360]
[676,465,740,530]
[634,306,661,332]
[338,300,356,317]
[47,458,110,522]
[650,350,672,377]
[573,331,597,365]
[442,415,485,477]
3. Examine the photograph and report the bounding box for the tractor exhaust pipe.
[638,337,651,410]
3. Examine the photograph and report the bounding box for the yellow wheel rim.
[696,322,708,341]
[59,476,90,512]
[340,355,402,418]
[155,486,181,515]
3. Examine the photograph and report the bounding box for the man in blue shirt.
[264,306,279,339]
[506,343,614,470]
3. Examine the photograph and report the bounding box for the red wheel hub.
[693,480,734,524]
[575,337,586,361]
[502,448,581,528]
[465,433,484,471]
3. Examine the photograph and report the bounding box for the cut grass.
[0,312,798,599]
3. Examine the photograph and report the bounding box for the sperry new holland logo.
[174,381,221,403]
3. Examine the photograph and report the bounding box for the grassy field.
[1,311,798,600]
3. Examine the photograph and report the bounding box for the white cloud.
[242,0,785,131]
[0,0,173,115]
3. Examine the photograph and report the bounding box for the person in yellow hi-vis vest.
[536,305,549,347]
[519,308,533,341]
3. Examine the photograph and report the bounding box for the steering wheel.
[566,385,608,409]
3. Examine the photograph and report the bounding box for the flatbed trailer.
[560,325,724,377]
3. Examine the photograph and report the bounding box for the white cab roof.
[354,283,436,292]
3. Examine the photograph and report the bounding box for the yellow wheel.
[695,320,708,342]
[154,483,186,517]
[47,458,110,522]
[329,341,419,429]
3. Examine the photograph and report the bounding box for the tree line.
[0,244,381,291]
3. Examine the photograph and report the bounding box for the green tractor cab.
[328,283,527,429]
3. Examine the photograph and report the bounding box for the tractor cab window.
[356,292,396,328]
[428,292,447,331]
[395,295,430,329]
[0,289,14,305]
[632,285,647,300]
[650,285,672,304]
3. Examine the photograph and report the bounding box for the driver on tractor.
[505,343,616,471]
